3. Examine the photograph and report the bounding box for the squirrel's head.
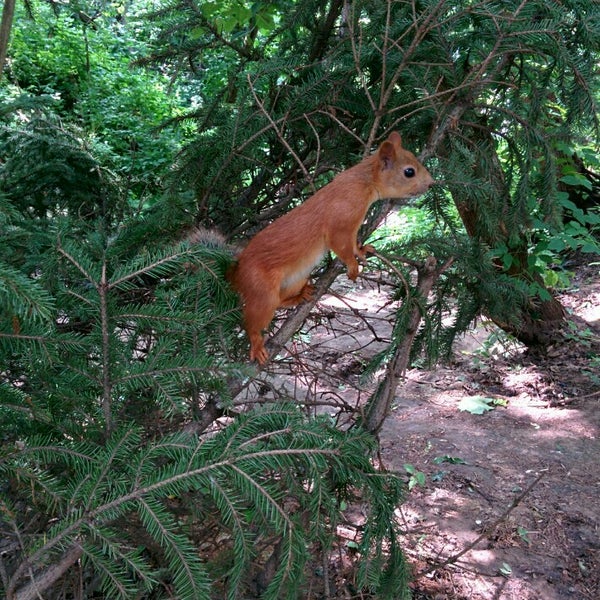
[373,132,434,200]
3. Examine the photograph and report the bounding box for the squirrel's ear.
[378,140,397,170]
[387,131,403,147]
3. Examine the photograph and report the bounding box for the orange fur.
[228,132,434,364]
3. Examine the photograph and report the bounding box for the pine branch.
[363,254,454,434]
[4,407,407,598]
[0,262,55,324]
[10,546,83,600]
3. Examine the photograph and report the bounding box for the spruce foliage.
[0,93,409,598]
[2,407,407,598]
[145,0,598,346]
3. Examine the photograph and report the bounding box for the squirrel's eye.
[404,167,416,178]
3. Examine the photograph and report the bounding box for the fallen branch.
[8,546,83,600]
[415,470,546,577]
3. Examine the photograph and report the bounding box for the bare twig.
[415,470,547,577]
[247,74,315,191]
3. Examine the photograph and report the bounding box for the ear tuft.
[378,140,396,170]
[387,131,403,147]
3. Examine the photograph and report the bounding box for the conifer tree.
[0,89,411,600]
[0,1,598,596]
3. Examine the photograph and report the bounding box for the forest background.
[0,0,598,598]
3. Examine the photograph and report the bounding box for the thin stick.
[416,470,546,577]
[247,74,315,191]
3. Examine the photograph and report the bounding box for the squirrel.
[228,132,434,364]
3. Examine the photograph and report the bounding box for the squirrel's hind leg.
[243,298,277,365]
[279,281,315,308]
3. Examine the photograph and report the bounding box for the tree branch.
[9,546,83,600]
[363,254,454,434]
[415,470,546,577]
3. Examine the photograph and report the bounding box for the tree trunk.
[446,124,567,347]
[456,195,566,346]
[363,256,453,434]
[0,0,16,80]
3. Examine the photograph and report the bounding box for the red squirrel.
[228,132,434,364]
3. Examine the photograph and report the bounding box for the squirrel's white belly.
[281,245,326,290]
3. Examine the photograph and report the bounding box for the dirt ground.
[391,265,600,600]
[253,259,600,599]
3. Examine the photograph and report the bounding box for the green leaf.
[543,269,560,287]
[404,464,426,490]
[517,526,530,543]
[458,396,496,415]
[560,174,593,190]
[546,236,567,252]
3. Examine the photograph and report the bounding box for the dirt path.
[379,265,600,599]
[387,360,598,599]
